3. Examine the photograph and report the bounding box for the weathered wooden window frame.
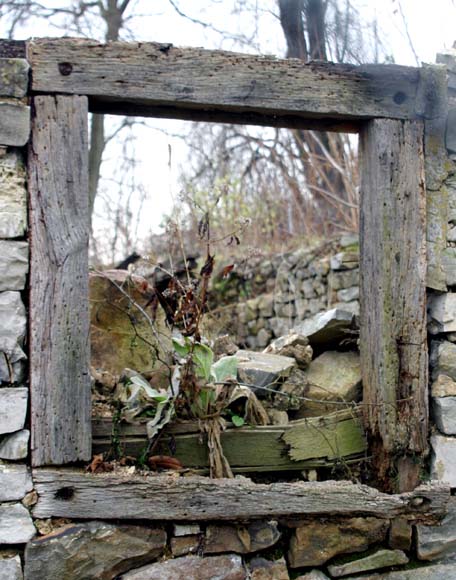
[21,39,449,517]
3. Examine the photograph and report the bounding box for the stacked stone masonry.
[2,45,456,579]
[214,234,360,350]
[0,56,35,580]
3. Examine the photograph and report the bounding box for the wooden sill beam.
[32,468,449,523]
[26,38,422,127]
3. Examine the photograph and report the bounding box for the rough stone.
[426,182,448,291]
[330,251,359,270]
[293,308,356,347]
[236,350,295,393]
[388,518,412,551]
[337,286,359,302]
[294,572,329,580]
[0,503,35,543]
[428,293,456,333]
[296,351,361,417]
[332,300,360,316]
[170,535,200,557]
[416,497,456,561]
[0,242,28,291]
[257,328,273,348]
[213,336,238,358]
[267,409,289,425]
[442,247,456,286]
[205,520,280,554]
[327,270,359,291]
[24,522,166,580]
[0,554,22,580]
[0,463,32,501]
[90,271,170,376]
[431,374,456,397]
[430,341,456,381]
[348,563,456,579]
[0,150,27,239]
[269,317,292,338]
[327,549,409,577]
[120,554,246,580]
[248,557,289,580]
[258,295,274,318]
[0,292,26,384]
[431,434,456,485]
[0,429,29,459]
[264,333,312,369]
[272,368,309,411]
[0,388,27,435]
[433,397,456,434]
[287,517,388,568]
[173,523,201,537]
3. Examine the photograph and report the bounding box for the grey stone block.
[433,397,456,434]
[348,563,456,579]
[0,58,29,98]
[327,549,408,577]
[0,429,29,460]
[0,242,28,291]
[442,247,456,286]
[431,434,456,485]
[430,341,456,381]
[0,554,22,580]
[428,293,456,334]
[0,150,27,239]
[417,497,456,561]
[0,503,35,543]
[0,463,32,501]
[0,102,30,147]
[0,292,26,384]
[0,388,27,435]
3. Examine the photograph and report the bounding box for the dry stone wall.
[214,235,360,350]
[0,57,35,580]
[2,46,456,580]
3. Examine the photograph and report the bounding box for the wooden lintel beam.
[32,469,449,523]
[26,38,421,124]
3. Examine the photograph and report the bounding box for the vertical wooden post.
[29,95,91,466]
[359,119,428,492]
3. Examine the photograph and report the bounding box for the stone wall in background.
[211,234,360,350]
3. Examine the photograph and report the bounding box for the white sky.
[4,0,456,258]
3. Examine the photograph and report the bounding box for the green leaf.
[172,337,191,358]
[193,343,214,381]
[231,415,245,427]
[212,355,238,383]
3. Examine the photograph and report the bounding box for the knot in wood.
[58,62,73,76]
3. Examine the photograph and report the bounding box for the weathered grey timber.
[28,95,91,466]
[27,39,422,128]
[92,410,366,473]
[0,101,30,146]
[32,469,449,522]
[359,119,428,491]
[0,58,29,97]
